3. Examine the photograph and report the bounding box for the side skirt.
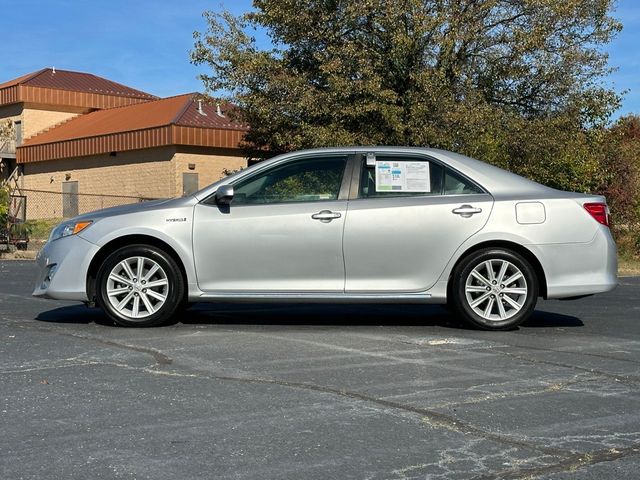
[195,292,444,304]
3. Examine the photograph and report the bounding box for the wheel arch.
[86,234,189,304]
[447,240,548,299]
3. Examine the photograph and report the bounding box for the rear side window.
[359,156,483,198]
[359,157,443,198]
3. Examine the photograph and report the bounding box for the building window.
[14,121,22,146]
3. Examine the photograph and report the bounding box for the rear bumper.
[32,235,99,301]
[536,226,617,299]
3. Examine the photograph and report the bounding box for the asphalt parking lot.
[1,260,640,480]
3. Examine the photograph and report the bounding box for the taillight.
[583,202,609,227]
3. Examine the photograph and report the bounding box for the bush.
[25,218,60,241]
[0,186,8,226]
[599,115,640,257]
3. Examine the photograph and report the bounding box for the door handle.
[452,205,482,218]
[312,210,342,223]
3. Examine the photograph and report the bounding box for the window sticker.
[375,161,431,192]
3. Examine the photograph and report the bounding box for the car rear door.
[192,153,354,292]
[343,153,494,292]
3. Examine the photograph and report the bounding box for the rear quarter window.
[444,168,484,195]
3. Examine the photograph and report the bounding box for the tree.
[602,116,640,221]
[0,119,15,176]
[0,119,14,143]
[191,0,621,192]
[0,186,9,228]
[0,120,15,230]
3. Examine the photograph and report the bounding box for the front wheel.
[450,249,538,330]
[96,245,185,327]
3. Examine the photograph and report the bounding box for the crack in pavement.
[473,444,640,479]
[0,359,199,380]
[181,370,567,457]
[15,324,173,365]
[13,322,567,459]
[67,333,173,365]
[489,341,640,366]
[396,332,640,374]
[398,375,602,410]
[12,321,639,477]
[0,361,129,374]
[486,346,640,386]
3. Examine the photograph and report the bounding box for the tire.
[450,248,538,330]
[96,244,185,327]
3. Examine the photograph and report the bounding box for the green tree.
[601,116,640,223]
[191,0,621,192]
[0,186,9,226]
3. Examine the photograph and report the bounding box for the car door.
[192,153,353,292]
[343,153,494,292]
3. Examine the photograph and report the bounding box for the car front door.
[343,153,494,292]
[193,154,352,292]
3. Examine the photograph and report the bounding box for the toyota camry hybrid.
[33,147,617,330]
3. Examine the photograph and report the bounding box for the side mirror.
[215,185,234,205]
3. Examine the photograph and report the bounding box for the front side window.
[359,156,483,198]
[232,156,348,205]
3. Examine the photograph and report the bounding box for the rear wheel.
[450,249,538,330]
[96,245,184,327]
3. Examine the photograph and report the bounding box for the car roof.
[282,147,558,198]
[194,146,563,201]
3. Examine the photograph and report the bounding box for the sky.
[2,0,639,117]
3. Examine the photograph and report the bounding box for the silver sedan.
[33,147,617,330]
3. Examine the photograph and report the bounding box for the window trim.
[350,152,488,201]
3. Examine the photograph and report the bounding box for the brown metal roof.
[0,68,157,110]
[22,94,190,145]
[0,70,42,90]
[0,68,156,100]
[16,94,247,163]
[175,98,246,129]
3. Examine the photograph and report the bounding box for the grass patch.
[618,255,640,276]
[25,218,61,241]
[613,228,640,276]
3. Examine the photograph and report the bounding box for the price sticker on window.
[375,161,430,192]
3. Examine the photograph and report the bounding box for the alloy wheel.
[106,256,169,320]
[464,259,528,322]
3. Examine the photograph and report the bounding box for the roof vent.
[216,103,224,117]
[197,99,207,116]
[52,66,56,74]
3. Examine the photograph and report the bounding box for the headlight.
[49,221,93,242]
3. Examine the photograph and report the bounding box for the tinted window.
[444,169,484,195]
[232,156,347,205]
[359,156,483,198]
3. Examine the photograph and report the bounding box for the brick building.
[0,68,247,219]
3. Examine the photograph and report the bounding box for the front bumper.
[32,235,100,301]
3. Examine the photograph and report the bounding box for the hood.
[71,196,197,222]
